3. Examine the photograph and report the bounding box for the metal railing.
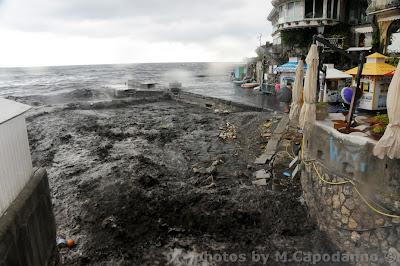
[321,37,346,51]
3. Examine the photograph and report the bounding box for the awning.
[275,61,308,73]
[326,68,352,79]
[355,26,373,34]
[385,70,395,76]
[346,47,372,52]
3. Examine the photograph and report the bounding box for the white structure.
[268,0,373,50]
[268,0,345,45]
[322,64,352,102]
[0,98,32,216]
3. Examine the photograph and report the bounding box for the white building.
[268,0,372,50]
[0,98,32,216]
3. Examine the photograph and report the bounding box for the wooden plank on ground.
[254,115,289,165]
[274,116,289,134]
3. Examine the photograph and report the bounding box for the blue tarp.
[275,62,308,73]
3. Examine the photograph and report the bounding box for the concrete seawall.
[0,168,57,266]
[301,122,400,264]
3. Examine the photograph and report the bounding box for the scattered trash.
[283,171,291,178]
[211,159,224,167]
[218,122,237,140]
[57,236,75,249]
[66,239,75,249]
[214,108,230,114]
[254,169,271,180]
[289,156,299,168]
[192,164,217,175]
[102,215,117,229]
[262,121,273,129]
[56,237,67,248]
[252,179,268,186]
[291,164,300,178]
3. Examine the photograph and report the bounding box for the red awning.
[385,70,395,76]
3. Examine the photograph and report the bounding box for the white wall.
[0,115,33,216]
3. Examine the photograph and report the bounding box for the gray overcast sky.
[0,0,273,67]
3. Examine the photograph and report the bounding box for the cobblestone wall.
[301,122,400,265]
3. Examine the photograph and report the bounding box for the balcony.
[320,37,346,52]
[367,0,400,14]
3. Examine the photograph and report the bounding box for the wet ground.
[20,90,336,265]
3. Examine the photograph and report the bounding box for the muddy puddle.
[19,90,338,265]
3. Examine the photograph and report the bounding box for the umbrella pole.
[346,52,366,129]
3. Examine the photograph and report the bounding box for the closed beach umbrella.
[299,44,319,129]
[289,60,304,122]
[373,62,400,159]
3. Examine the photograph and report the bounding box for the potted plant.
[369,114,389,140]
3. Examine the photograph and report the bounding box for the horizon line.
[0,61,244,69]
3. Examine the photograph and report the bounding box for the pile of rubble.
[218,122,237,140]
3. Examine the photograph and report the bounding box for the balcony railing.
[367,0,400,13]
[320,37,346,52]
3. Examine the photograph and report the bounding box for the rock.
[252,179,267,186]
[361,232,370,242]
[341,206,350,217]
[344,199,355,210]
[388,248,400,265]
[102,216,117,229]
[343,186,353,196]
[339,193,346,204]
[333,211,341,220]
[370,234,379,247]
[376,229,386,240]
[212,159,224,167]
[375,218,385,226]
[205,166,217,174]
[341,216,349,224]
[254,169,271,180]
[332,195,341,209]
[348,218,358,229]
[351,232,361,242]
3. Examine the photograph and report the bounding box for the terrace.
[268,0,344,33]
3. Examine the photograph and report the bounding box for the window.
[327,0,332,18]
[305,0,324,19]
[305,0,314,18]
[287,2,295,20]
[315,0,323,18]
[332,0,338,19]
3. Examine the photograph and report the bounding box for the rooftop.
[0,98,31,125]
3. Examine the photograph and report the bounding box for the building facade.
[367,0,400,55]
[268,0,372,53]
[268,0,346,47]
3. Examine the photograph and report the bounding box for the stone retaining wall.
[301,121,400,265]
[0,168,57,266]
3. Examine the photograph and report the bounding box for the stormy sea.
[0,62,280,110]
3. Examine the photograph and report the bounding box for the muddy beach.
[15,90,337,265]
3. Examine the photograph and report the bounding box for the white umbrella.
[289,60,304,122]
[373,62,400,159]
[299,44,319,129]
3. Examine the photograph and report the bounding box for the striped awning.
[275,61,308,73]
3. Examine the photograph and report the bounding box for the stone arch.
[386,20,400,55]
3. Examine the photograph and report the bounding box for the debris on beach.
[23,94,334,265]
[218,122,237,140]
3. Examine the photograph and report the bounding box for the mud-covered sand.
[19,90,337,265]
